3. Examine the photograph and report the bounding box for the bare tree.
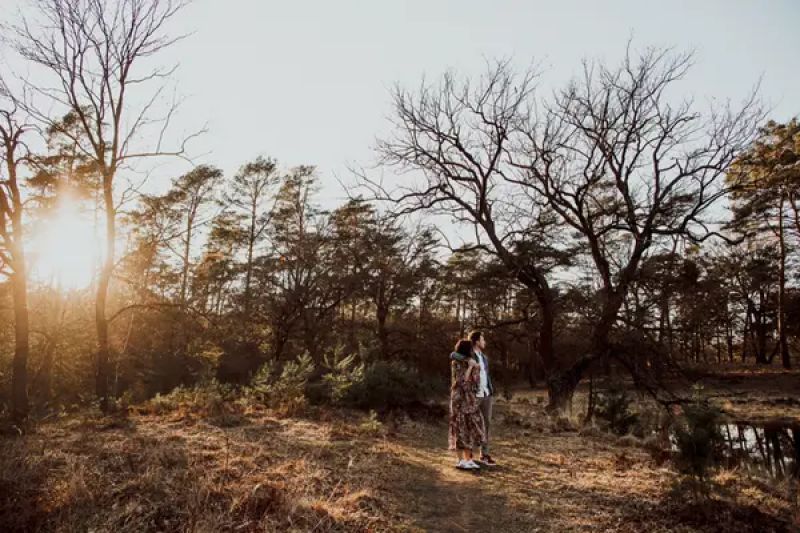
[510,47,762,403]
[368,50,760,409]
[363,60,571,408]
[9,0,201,410]
[0,86,33,420]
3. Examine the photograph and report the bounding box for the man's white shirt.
[475,351,490,398]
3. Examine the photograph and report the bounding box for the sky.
[162,0,800,203]
[4,0,800,206]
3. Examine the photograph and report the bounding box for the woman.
[448,339,486,470]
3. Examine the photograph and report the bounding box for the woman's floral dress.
[448,358,486,451]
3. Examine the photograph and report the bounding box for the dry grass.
[0,392,797,532]
[0,405,393,532]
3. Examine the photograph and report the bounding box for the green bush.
[304,381,331,406]
[357,410,385,436]
[344,360,434,411]
[672,400,726,485]
[595,384,639,435]
[247,353,315,415]
[245,351,437,413]
[322,348,364,404]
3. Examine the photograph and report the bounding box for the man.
[470,330,497,466]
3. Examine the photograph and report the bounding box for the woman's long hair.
[454,339,473,358]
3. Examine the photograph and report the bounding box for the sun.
[28,203,100,290]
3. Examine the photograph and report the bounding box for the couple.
[448,330,497,470]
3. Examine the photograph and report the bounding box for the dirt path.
[386,429,515,532]
[375,401,672,533]
[372,397,795,533]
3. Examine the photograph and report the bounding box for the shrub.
[344,360,434,411]
[595,384,639,435]
[248,360,275,397]
[142,392,176,415]
[631,403,673,439]
[140,380,236,418]
[246,351,437,413]
[216,339,264,384]
[247,353,315,415]
[357,410,384,436]
[672,399,726,488]
[322,348,364,404]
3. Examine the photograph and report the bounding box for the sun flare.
[28,203,100,290]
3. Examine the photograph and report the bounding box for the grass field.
[2,370,799,532]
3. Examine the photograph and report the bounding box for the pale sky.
[5,0,800,206]
[165,0,800,204]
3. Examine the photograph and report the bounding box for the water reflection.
[720,422,800,479]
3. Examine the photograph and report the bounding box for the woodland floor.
[1,368,799,532]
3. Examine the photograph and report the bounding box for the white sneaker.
[455,459,471,470]
[464,460,481,470]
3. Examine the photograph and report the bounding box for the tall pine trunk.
[243,199,257,314]
[180,211,193,307]
[95,177,115,412]
[742,306,751,363]
[376,306,389,359]
[777,193,791,369]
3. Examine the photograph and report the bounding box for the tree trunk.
[777,193,791,369]
[526,328,543,387]
[546,289,624,412]
[2,149,30,421]
[180,209,194,307]
[243,196,260,315]
[585,370,595,423]
[658,294,668,344]
[10,246,30,421]
[273,327,290,361]
[791,425,800,479]
[742,306,751,363]
[350,298,358,352]
[96,177,115,412]
[726,318,734,363]
[547,352,597,412]
[666,297,674,361]
[535,297,564,408]
[455,293,462,336]
[376,304,389,359]
[753,296,769,365]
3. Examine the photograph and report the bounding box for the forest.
[1,1,799,532]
